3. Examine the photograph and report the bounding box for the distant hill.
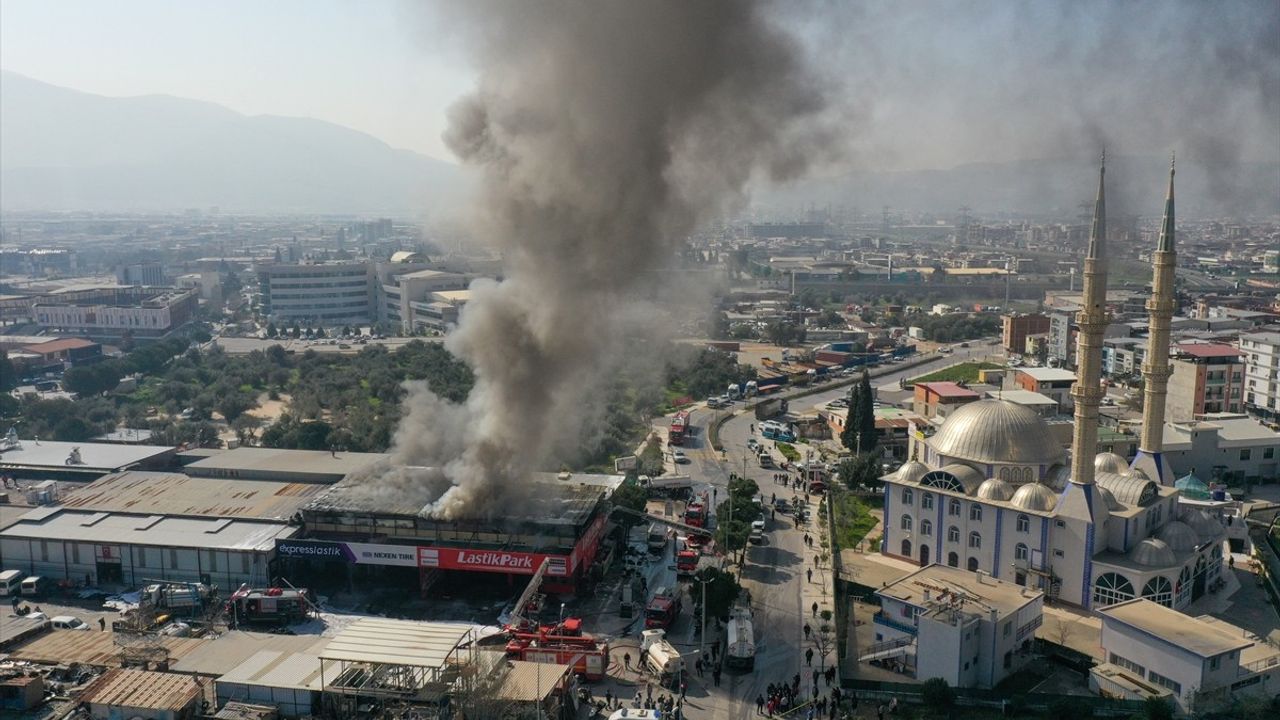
[0,71,467,215]
[2,71,1274,218]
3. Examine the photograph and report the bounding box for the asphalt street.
[655,341,1001,717]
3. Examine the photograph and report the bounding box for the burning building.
[278,470,623,595]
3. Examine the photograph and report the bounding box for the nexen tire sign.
[418,547,569,576]
[276,539,570,576]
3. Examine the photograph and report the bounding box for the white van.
[20,576,54,597]
[0,569,24,597]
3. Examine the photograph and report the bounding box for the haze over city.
[1,3,1279,720]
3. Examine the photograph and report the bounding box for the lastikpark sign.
[275,538,571,576]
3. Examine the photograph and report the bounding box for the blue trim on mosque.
[1083,523,1095,608]
[936,497,945,563]
[992,508,1003,578]
[882,485,891,556]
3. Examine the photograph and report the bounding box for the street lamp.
[694,572,712,661]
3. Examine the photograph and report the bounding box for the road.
[658,341,1001,717]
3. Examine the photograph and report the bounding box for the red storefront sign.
[418,547,571,576]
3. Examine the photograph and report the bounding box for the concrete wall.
[0,538,270,589]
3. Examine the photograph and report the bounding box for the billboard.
[276,538,574,576]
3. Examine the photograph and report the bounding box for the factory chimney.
[1069,154,1109,487]
[1132,157,1178,485]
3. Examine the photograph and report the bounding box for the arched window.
[970,505,983,522]
[999,467,1012,481]
[902,488,914,505]
[921,492,934,510]
[920,519,933,536]
[949,499,961,517]
[1016,514,1030,533]
[1092,573,1136,607]
[901,539,912,557]
[967,557,979,571]
[901,515,913,531]
[1014,543,1029,561]
[1021,467,1033,483]
[948,551,959,567]
[968,531,982,548]
[1142,576,1174,608]
[947,526,960,543]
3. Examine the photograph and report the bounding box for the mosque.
[881,157,1230,611]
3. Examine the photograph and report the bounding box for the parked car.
[672,449,690,464]
[51,616,91,631]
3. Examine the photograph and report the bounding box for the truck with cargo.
[641,629,684,679]
[754,397,789,421]
[668,410,691,446]
[638,474,693,499]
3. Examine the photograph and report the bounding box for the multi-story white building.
[1241,330,1280,421]
[382,269,472,333]
[33,289,197,338]
[1092,598,1280,713]
[867,564,1044,689]
[257,262,373,325]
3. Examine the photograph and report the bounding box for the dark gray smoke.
[381,0,838,518]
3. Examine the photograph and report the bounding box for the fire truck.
[644,586,682,630]
[226,585,313,625]
[675,546,700,577]
[683,498,706,528]
[668,410,690,445]
[502,560,610,681]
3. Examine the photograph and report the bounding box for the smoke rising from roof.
[375,0,839,518]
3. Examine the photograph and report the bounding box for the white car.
[50,615,91,631]
[672,449,690,464]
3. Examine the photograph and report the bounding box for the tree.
[1143,696,1173,720]
[921,677,955,714]
[215,392,257,423]
[765,321,805,347]
[0,353,15,391]
[266,322,277,338]
[290,323,302,339]
[837,454,882,491]
[840,382,861,451]
[693,566,742,620]
[61,362,124,396]
[855,369,876,453]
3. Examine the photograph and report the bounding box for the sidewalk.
[799,494,840,706]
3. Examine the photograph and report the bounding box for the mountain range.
[2,71,1276,218]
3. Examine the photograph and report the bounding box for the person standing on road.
[623,652,631,670]
[803,622,811,639]
[756,694,765,714]
[98,617,106,631]
[812,601,819,617]
[805,647,814,666]
[807,568,813,583]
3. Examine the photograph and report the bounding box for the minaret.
[1132,157,1178,485]
[1054,154,1111,609]
[1069,154,1109,488]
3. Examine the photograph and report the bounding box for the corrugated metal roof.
[77,668,202,711]
[60,471,328,521]
[320,618,473,669]
[171,630,329,676]
[0,440,175,471]
[0,508,297,551]
[216,650,339,691]
[185,447,389,478]
[10,628,207,667]
[495,660,571,701]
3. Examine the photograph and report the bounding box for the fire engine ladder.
[611,506,713,538]
[508,559,552,629]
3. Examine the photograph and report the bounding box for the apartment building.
[1013,367,1076,412]
[1166,344,1245,421]
[1241,330,1280,421]
[1001,313,1050,355]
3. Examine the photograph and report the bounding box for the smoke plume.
[373,1,837,518]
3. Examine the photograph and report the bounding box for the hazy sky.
[3,0,1277,172]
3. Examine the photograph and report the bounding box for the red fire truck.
[683,498,706,528]
[644,586,682,630]
[669,410,690,445]
[676,547,700,577]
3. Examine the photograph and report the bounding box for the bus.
[760,421,795,442]
[669,410,691,445]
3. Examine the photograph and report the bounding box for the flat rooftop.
[917,381,980,400]
[0,439,176,473]
[1,506,297,551]
[1016,367,1077,382]
[173,630,329,677]
[983,389,1058,406]
[59,471,329,521]
[1099,598,1253,658]
[321,618,474,669]
[1174,343,1240,359]
[306,469,619,527]
[217,649,340,692]
[876,564,1043,618]
[78,668,202,711]
[184,446,390,481]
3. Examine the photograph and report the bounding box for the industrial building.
[76,668,204,720]
[1093,598,1280,713]
[0,436,178,481]
[866,564,1044,689]
[282,471,622,595]
[181,446,389,483]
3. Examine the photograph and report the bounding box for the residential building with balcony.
[1241,330,1280,421]
[1166,344,1245,421]
[1001,313,1051,355]
[1013,367,1076,413]
[912,382,980,420]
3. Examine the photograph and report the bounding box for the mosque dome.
[894,460,929,484]
[976,478,1015,502]
[1094,452,1129,475]
[1098,486,1123,511]
[1044,464,1072,492]
[1122,468,1151,482]
[1175,472,1210,500]
[1097,471,1159,506]
[1156,521,1200,552]
[1129,538,1177,567]
[1183,509,1224,540]
[928,400,1064,466]
[1010,482,1058,512]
